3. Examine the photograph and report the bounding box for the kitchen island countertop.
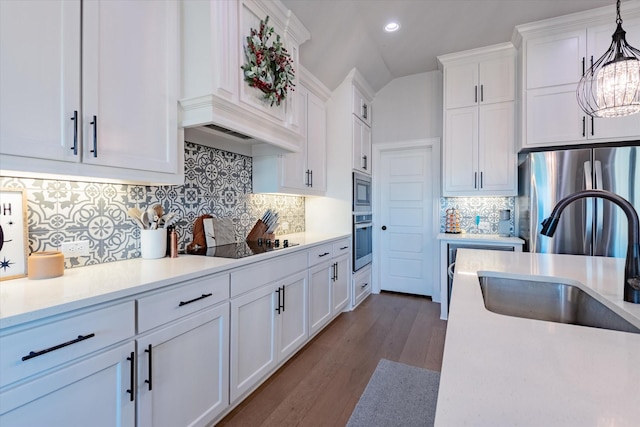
[435,249,640,426]
[0,232,348,329]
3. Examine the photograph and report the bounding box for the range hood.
[180,0,309,157]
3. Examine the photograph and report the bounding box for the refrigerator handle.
[584,161,593,255]
[594,160,604,252]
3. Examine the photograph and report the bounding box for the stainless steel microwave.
[353,172,371,212]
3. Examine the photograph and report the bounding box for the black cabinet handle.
[474,172,478,189]
[281,285,285,312]
[145,344,153,391]
[340,246,349,250]
[126,351,135,402]
[362,282,369,288]
[178,293,213,307]
[70,110,78,155]
[275,288,281,314]
[480,84,484,102]
[582,116,586,137]
[334,262,339,281]
[362,103,368,120]
[474,85,478,103]
[591,116,594,136]
[318,252,330,257]
[305,170,310,187]
[90,115,98,157]
[309,170,313,187]
[480,172,484,189]
[363,155,368,170]
[582,57,586,75]
[22,333,95,361]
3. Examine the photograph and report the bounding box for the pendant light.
[576,0,640,118]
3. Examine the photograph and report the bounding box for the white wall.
[372,71,442,144]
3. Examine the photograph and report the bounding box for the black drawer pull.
[318,252,330,257]
[340,246,349,250]
[362,282,369,288]
[178,293,213,307]
[145,344,153,391]
[22,333,96,361]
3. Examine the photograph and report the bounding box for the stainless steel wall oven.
[353,213,372,271]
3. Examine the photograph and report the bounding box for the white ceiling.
[281,0,624,93]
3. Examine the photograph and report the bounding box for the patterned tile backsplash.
[440,196,515,235]
[0,141,305,268]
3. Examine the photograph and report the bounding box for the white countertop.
[437,232,524,245]
[435,249,640,426]
[0,232,348,329]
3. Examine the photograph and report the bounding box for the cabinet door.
[443,106,478,194]
[0,0,81,162]
[0,342,135,427]
[478,102,516,194]
[309,261,333,336]
[479,55,515,104]
[306,91,327,192]
[82,0,178,174]
[352,116,372,174]
[445,62,479,109]
[230,283,278,403]
[277,271,308,362]
[281,88,308,190]
[525,29,586,89]
[136,305,229,427]
[526,84,586,146]
[332,254,350,314]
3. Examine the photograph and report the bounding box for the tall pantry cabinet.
[438,43,517,197]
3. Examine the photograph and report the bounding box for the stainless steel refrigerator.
[518,145,640,257]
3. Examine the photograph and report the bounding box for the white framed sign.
[0,188,28,280]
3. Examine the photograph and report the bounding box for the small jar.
[169,227,179,258]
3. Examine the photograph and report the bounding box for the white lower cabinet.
[353,265,372,308]
[230,270,308,403]
[136,304,229,427]
[309,261,333,336]
[0,341,135,427]
[332,254,350,315]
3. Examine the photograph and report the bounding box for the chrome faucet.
[541,189,640,304]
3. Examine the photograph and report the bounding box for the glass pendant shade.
[576,0,640,118]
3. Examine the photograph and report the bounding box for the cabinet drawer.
[332,239,350,256]
[137,273,229,333]
[0,301,135,388]
[308,244,333,267]
[231,251,307,298]
[353,267,372,307]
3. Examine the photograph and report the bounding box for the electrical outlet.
[61,241,90,258]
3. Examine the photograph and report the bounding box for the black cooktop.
[192,241,299,259]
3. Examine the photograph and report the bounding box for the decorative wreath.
[241,16,295,107]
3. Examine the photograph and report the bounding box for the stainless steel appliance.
[447,243,514,309]
[353,171,372,212]
[353,213,372,271]
[518,144,640,257]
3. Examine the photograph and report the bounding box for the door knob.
[381,226,387,230]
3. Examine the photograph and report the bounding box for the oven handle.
[354,222,372,229]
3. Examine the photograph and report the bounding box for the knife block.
[246,219,275,242]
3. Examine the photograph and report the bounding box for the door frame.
[371,138,442,301]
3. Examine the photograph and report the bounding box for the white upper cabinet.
[0,0,182,185]
[181,0,310,153]
[353,85,372,127]
[515,3,640,149]
[445,55,515,109]
[252,68,330,195]
[439,43,517,196]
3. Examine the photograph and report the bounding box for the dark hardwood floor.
[217,291,448,427]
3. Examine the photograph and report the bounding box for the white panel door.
[478,102,515,193]
[379,147,434,296]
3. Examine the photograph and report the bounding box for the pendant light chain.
[576,0,640,118]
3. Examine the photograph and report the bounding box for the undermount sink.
[478,275,640,334]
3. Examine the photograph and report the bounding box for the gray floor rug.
[346,359,440,427]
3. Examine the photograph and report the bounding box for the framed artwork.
[0,188,28,280]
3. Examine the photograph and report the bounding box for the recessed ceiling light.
[384,22,400,33]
